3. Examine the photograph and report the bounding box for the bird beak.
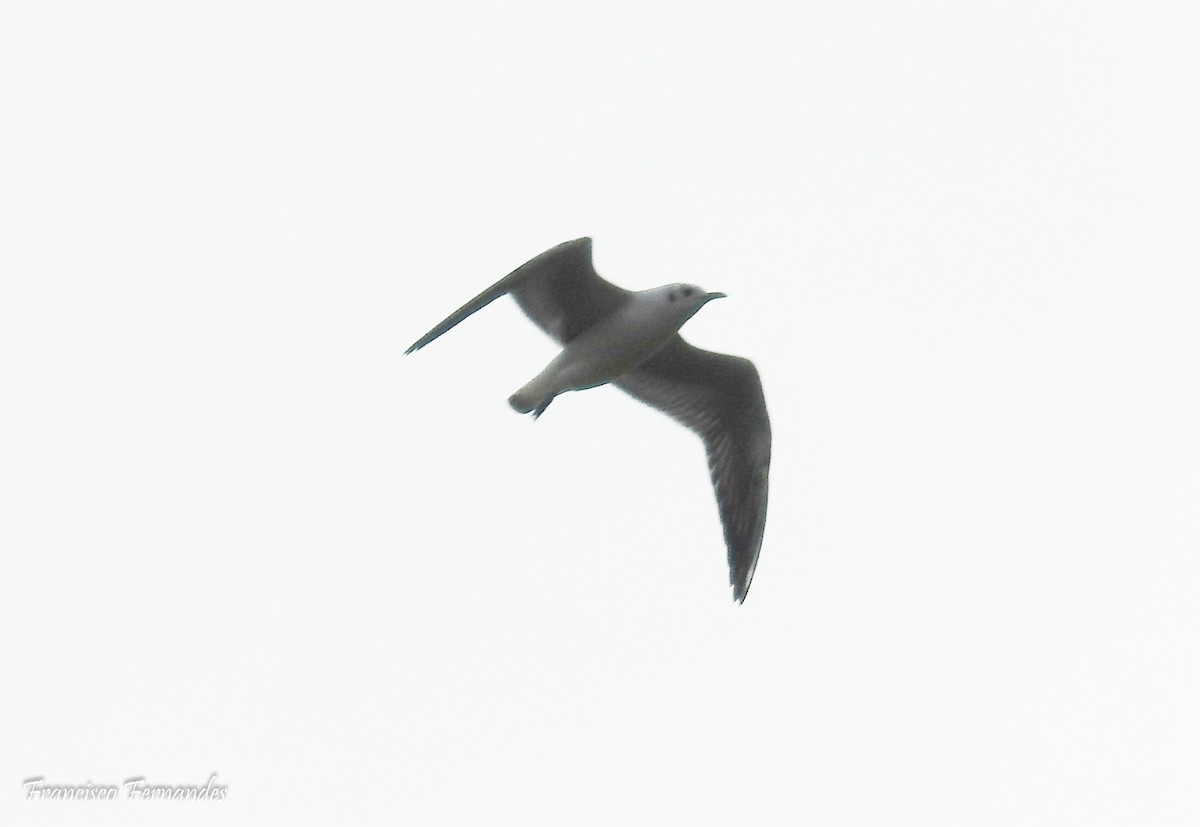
[705,292,727,302]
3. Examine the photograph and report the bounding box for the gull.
[406,238,771,602]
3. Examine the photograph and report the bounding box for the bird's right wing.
[615,336,771,603]
[405,238,632,353]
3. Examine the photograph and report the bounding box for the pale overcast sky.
[2,2,1197,825]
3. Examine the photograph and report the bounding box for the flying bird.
[405,238,771,602]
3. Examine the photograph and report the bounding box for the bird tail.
[509,387,554,419]
[508,389,537,413]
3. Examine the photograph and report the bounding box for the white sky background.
[2,2,1197,825]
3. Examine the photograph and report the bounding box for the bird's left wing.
[406,238,631,353]
[615,336,771,603]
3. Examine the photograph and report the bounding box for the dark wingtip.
[405,334,431,355]
[732,572,752,604]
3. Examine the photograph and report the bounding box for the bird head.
[657,283,726,321]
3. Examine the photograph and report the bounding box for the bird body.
[509,284,725,417]
[406,238,771,602]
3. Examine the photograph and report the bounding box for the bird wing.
[615,336,771,603]
[405,238,632,353]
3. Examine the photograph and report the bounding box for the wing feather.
[405,238,631,353]
[615,337,771,602]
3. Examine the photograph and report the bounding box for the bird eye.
[683,287,694,297]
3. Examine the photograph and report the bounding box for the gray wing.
[615,336,771,603]
[405,238,632,353]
